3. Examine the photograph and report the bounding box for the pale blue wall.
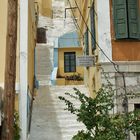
[54,48,58,67]
[58,32,80,48]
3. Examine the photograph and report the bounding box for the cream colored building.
[0,0,39,139]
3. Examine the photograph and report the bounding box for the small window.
[64,52,76,73]
[37,28,46,43]
[113,0,140,40]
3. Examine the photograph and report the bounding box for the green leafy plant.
[59,85,140,140]
[65,73,83,81]
[14,111,20,140]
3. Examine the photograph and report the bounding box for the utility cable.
[67,0,84,39]
[72,0,129,113]
[73,0,120,73]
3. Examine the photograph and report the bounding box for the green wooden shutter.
[113,0,128,39]
[128,0,140,39]
[90,3,96,51]
[84,29,89,55]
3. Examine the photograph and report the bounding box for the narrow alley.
[29,0,88,139]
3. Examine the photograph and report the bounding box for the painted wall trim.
[19,0,28,139]
[51,67,58,85]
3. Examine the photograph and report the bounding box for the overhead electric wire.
[65,0,128,114]
[72,0,129,114]
[67,0,84,39]
[72,0,120,73]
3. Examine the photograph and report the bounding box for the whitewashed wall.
[96,0,112,62]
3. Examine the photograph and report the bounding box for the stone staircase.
[29,85,89,140]
[35,44,53,86]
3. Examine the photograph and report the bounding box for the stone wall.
[100,62,140,113]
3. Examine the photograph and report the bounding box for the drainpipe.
[19,0,28,139]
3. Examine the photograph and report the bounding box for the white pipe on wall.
[19,0,28,139]
[97,0,112,62]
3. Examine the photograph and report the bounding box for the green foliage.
[14,111,20,140]
[72,130,93,140]
[65,73,83,81]
[59,85,140,140]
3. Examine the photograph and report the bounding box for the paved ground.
[29,86,63,140]
[29,1,83,139]
[29,85,89,140]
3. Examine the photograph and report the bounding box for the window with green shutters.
[64,52,76,73]
[90,2,96,51]
[113,0,140,39]
[84,29,89,55]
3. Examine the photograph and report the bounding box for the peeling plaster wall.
[101,68,140,139]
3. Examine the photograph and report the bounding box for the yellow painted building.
[70,0,98,97]
[57,47,84,85]
[0,0,20,112]
[1,0,53,138]
[0,0,8,84]
[0,0,39,138]
[0,0,37,100]
[28,0,38,92]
